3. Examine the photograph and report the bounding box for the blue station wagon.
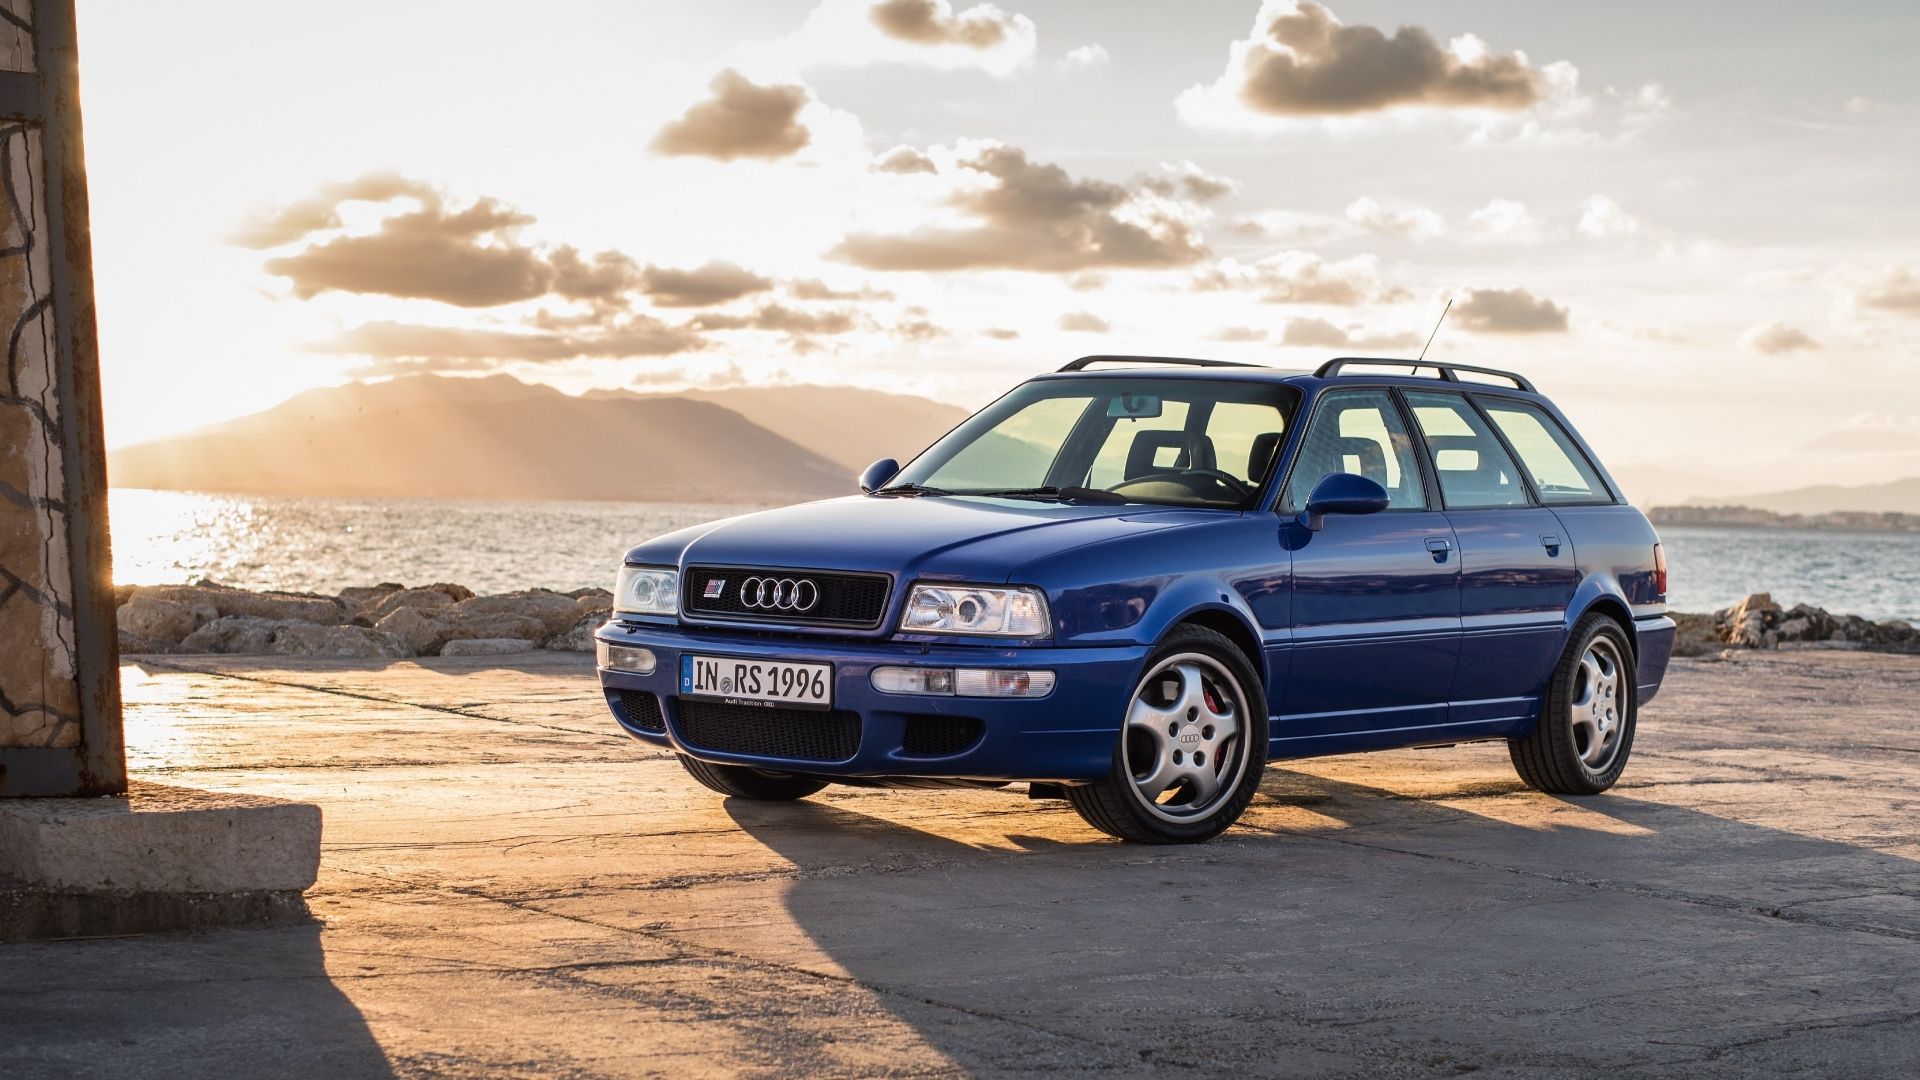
[596,357,1676,843]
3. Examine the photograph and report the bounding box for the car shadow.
[722,768,1920,1073]
[0,921,395,1079]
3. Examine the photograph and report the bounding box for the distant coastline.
[1649,505,1920,533]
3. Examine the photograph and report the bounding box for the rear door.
[1278,389,1461,739]
[1402,390,1578,726]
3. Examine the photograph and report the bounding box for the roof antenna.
[1416,297,1453,364]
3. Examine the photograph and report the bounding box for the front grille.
[675,699,861,762]
[901,715,983,758]
[683,566,891,628]
[613,690,665,732]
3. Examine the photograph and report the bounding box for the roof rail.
[1314,357,1536,393]
[1059,354,1261,373]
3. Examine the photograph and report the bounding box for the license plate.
[681,655,832,710]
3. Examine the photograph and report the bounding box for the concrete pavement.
[1,649,1916,1077]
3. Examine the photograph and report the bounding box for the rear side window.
[1478,399,1612,505]
[1403,391,1531,510]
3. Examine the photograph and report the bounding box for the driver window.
[1085,400,1191,490]
[1283,390,1426,511]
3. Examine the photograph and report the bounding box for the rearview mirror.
[1106,393,1163,419]
[859,457,900,494]
[1297,472,1389,531]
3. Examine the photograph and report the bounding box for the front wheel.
[676,754,829,801]
[1067,625,1267,843]
[1509,614,1637,794]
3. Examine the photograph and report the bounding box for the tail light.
[1652,542,1668,599]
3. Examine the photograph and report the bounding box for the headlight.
[614,566,678,616]
[899,584,1050,637]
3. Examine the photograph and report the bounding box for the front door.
[1277,389,1461,741]
[1402,391,1579,725]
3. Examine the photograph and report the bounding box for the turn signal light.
[596,640,657,674]
[872,666,1056,698]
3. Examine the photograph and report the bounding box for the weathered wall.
[0,0,121,793]
[0,1,77,752]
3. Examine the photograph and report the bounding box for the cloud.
[1178,1,1542,129]
[895,313,948,341]
[1192,251,1406,305]
[1452,287,1569,334]
[1228,209,1345,243]
[1345,196,1444,239]
[1576,195,1643,240]
[982,327,1021,340]
[872,145,938,174]
[831,144,1209,272]
[690,304,859,334]
[870,0,1019,49]
[1855,265,1920,314]
[1465,198,1553,244]
[1140,160,1237,203]
[1057,44,1110,73]
[1279,317,1420,350]
[650,69,812,161]
[1740,320,1819,355]
[638,261,774,307]
[1211,326,1267,342]
[787,278,895,301]
[323,316,704,366]
[261,190,559,308]
[1058,311,1111,333]
[230,173,436,249]
[743,0,1036,77]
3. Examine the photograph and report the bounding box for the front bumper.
[595,620,1148,782]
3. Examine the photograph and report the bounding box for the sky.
[74,0,1920,502]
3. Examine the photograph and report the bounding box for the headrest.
[1125,430,1214,480]
[1248,431,1284,480]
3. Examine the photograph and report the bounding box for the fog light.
[872,666,955,695]
[871,666,1054,698]
[955,668,1055,698]
[596,640,657,674]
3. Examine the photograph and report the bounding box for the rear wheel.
[1067,625,1267,843]
[1510,614,1637,794]
[676,754,829,801]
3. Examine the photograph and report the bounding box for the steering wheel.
[1119,468,1253,502]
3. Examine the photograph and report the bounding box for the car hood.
[626,494,1217,584]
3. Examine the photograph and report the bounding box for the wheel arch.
[1576,594,1637,655]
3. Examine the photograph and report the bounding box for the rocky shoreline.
[114,581,611,659]
[112,582,1917,662]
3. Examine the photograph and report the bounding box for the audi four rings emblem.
[738,576,820,612]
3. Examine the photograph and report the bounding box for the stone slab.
[0,780,319,893]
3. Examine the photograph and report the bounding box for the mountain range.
[108,375,969,503]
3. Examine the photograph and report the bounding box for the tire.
[1510,613,1637,795]
[676,754,830,801]
[1067,625,1267,843]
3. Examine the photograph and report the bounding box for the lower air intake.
[676,699,861,762]
[614,690,666,733]
[901,715,984,757]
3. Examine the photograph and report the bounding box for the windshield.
[891,377,1297,509]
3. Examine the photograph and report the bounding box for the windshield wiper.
[871,482,951,497]
[961,485,1131,505]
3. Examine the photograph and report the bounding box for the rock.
[374,607,445,656]
[564,587,612,602]
[117,629,188,655]
[365,587,459,624]
[338,583,407,614]
[438,610,549,645]
[116,594,217,644]
[136,584,347,626]
[1718,593,1781,649]
[268,624,412,660]
[439,637,538,657]
[451,591,585,638]
[181,616,298,655]
[574,593,614,620]
[1669,612,1720,658]
[423,582,474,603]
[547,611,606,652]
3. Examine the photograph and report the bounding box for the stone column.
[0,0,122,796]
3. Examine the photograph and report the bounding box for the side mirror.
[1297,472,1389,531]
[859,457,900,494]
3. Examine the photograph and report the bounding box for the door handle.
[1424,536,1453,563]
[1540,534,1562,556]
